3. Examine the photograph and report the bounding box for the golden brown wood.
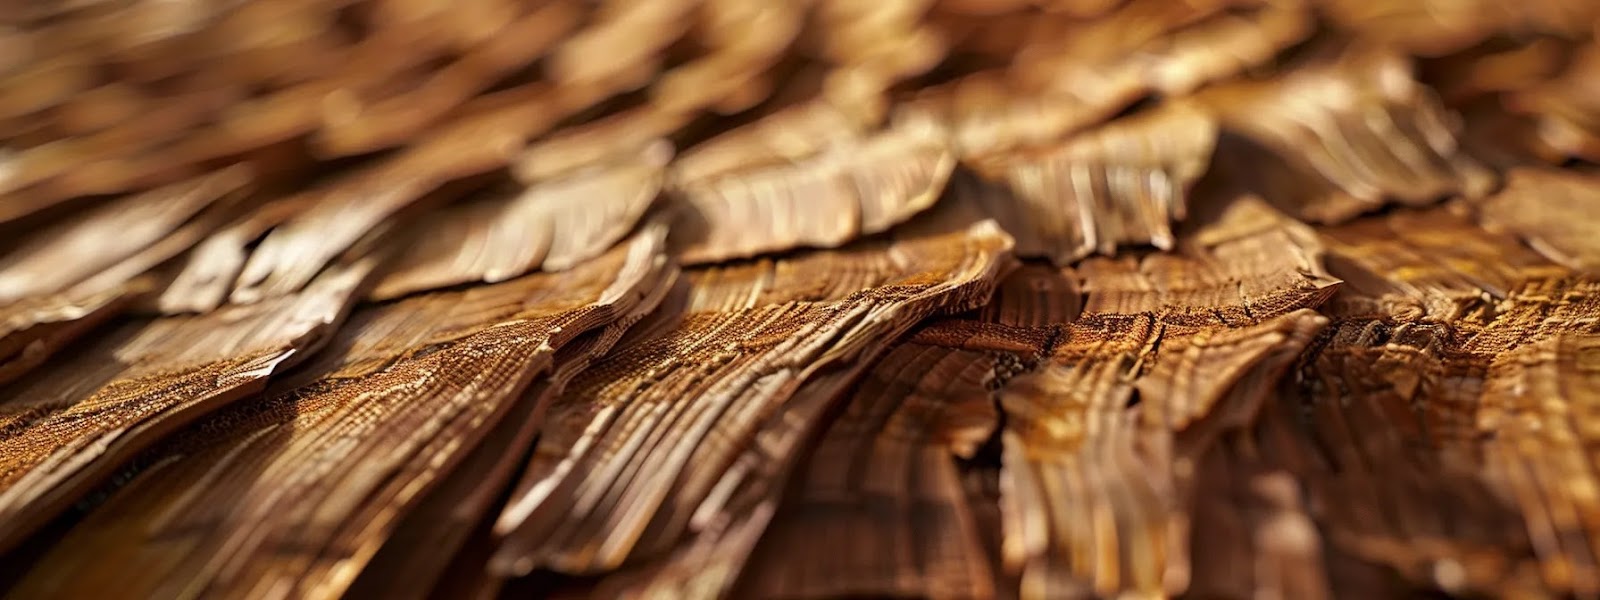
[5,2,1600,598]
[11,225,673,598]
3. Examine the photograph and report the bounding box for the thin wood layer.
[12,226,673,599]
[670,113,957,264]
[991,192,1338,598]
[724,187,1341,599]
[489,206,1014,598]
[1204,46,1497,223]
[0,258,374,553]
[370,150,668,301]
[965,103,1218,263]
[1283,206,1600,597]
[742,339,1008,600]
[1471,167,1600,273]
[5,1,1600,598]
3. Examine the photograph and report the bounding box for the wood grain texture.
[11,225,672,598]
[4,1,1600,598]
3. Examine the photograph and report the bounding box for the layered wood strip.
[370,148,668,301]
[1281,213,1600,596]
[665,189,1340,599]
[1315,204,1565,320]
[894,0,1309,158]
[0,284,138,386]
[731,267,1065,600]
[1076,191,1340,323]
[489,207,1014,597]
[1204,46,1497,223]
[966,103,1218,263]
[514,106,688,183]
[890,69,1145,160]
[221,80,617,305]
[0,167,255,381]
[11,225,674,599]
[1471,167,1600,273]
[348,277,690,599]
[739,333,1024,600]
[1003,0,1310,100]
[0,166,251,297]
[9,1,1600,598]
[670,107,956,264]
[0,0,1319,307]
[1002,309,1325,598]
[668,101,869,186]
[992,194,1338,597]
[0,257,375,553]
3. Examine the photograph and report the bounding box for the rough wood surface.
[4,1,1600,598]
[0,257,375,553]
[11,225,672,598]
